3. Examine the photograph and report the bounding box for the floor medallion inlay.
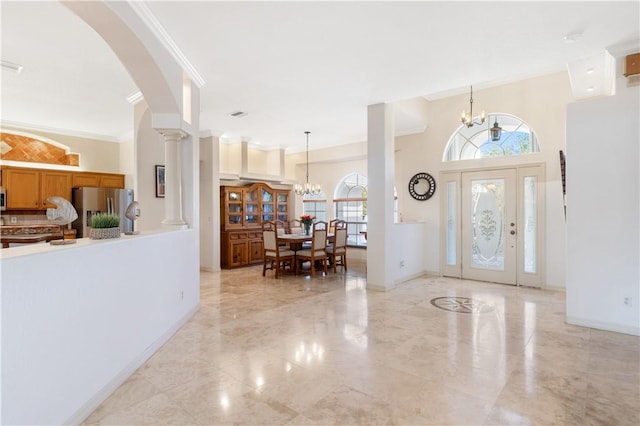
[430,296,494,314]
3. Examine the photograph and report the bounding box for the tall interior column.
[161,130,187,228]
[366,103,396,291]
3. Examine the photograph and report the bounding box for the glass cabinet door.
[261,188,275,224]
[228,204,242,225]
[225,190,243,227]
[244,188,259,226]
[277,192,288,222]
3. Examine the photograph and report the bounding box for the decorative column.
[366,103,396,291]
[160,130,188,229]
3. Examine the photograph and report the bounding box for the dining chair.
[326,226,347,273]
[262,228,296,278]
[288,219,303,235]
[295,223,328,276]
[262,221,276,231]
[275,220,287,246]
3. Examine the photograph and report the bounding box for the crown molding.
[0,121,120,143]
[129,2,206,88]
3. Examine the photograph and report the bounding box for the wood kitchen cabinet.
[71,172,124,188]
[2,168,71,209]
[1,166,124,210]
[220,182,290,268]
[3,168,41,209]
[40,170,72,209]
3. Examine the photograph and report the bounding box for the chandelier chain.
[295,131,321,196]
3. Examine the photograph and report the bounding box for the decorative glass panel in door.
[462,169,517,284]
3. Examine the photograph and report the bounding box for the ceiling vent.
[229,111,248,118]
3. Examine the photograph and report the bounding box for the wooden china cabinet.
[220,182,291,268]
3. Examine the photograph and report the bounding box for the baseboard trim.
[394,270,428,285]
[367,282,397,292]
[64,304,200,425]
[566,315,640,336]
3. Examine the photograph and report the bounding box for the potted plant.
[89,213,121,239]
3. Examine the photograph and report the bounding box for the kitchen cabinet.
[2,168,71,209]
[3,168,41,209]
[220,182,290,268]
[72,172,124,188]
[1,166,124,210]
[40,171,72,209]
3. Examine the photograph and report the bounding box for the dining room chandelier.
[460,85,486,128]
[294,131,321,196]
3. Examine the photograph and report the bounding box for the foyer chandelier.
[460,85,486,128]
[294,131,321,196]
[489,115,502,142]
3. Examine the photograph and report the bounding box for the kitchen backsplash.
[0,213,50,226]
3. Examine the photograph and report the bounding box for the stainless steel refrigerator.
[71,187,135,238]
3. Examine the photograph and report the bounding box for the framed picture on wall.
[155,165,165,198]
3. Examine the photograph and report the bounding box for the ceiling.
[1,1,638,152]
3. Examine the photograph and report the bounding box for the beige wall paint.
[220,143,241,175]
[285,71,572,287]
[1,126,121,173]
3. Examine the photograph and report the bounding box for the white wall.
[200,134,221,271]
[392,222,428,284]
[1,230,200,425]
[566,75,640,336]
[134,101,166,231]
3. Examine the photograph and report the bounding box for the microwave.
[0,187,5,211]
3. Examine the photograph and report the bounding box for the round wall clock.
[408,172,436,201]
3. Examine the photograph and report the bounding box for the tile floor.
[84,261,640,425]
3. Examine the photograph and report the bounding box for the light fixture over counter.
[294,131,321,196]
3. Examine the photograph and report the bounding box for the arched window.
[444,113,539,161]
[334,173,367,247]
[302,192,327,222]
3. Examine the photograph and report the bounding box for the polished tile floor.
[84,261,639,425]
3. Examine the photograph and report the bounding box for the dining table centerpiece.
[300,215,315,236]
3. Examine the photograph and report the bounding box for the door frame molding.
[440,162,546,287]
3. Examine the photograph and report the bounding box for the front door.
[441,165,544,287]
[461,169,517,284]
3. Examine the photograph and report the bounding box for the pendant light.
[490,115,502,141]
[294,131,321,196]
[460,85,486,127]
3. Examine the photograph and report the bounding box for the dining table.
[277,233,333,251]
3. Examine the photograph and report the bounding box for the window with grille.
[302,192,327,222]
[334,173,367,247]
[444,113,539,161]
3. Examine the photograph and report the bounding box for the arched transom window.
[444,113,540,161]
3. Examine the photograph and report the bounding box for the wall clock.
[408,172,436,201]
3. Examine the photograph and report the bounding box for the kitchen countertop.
[0,224,75,248]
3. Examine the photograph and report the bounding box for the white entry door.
[441,166,544,287]
[461,169,517,285]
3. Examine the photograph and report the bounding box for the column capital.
[158,129,187,142]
